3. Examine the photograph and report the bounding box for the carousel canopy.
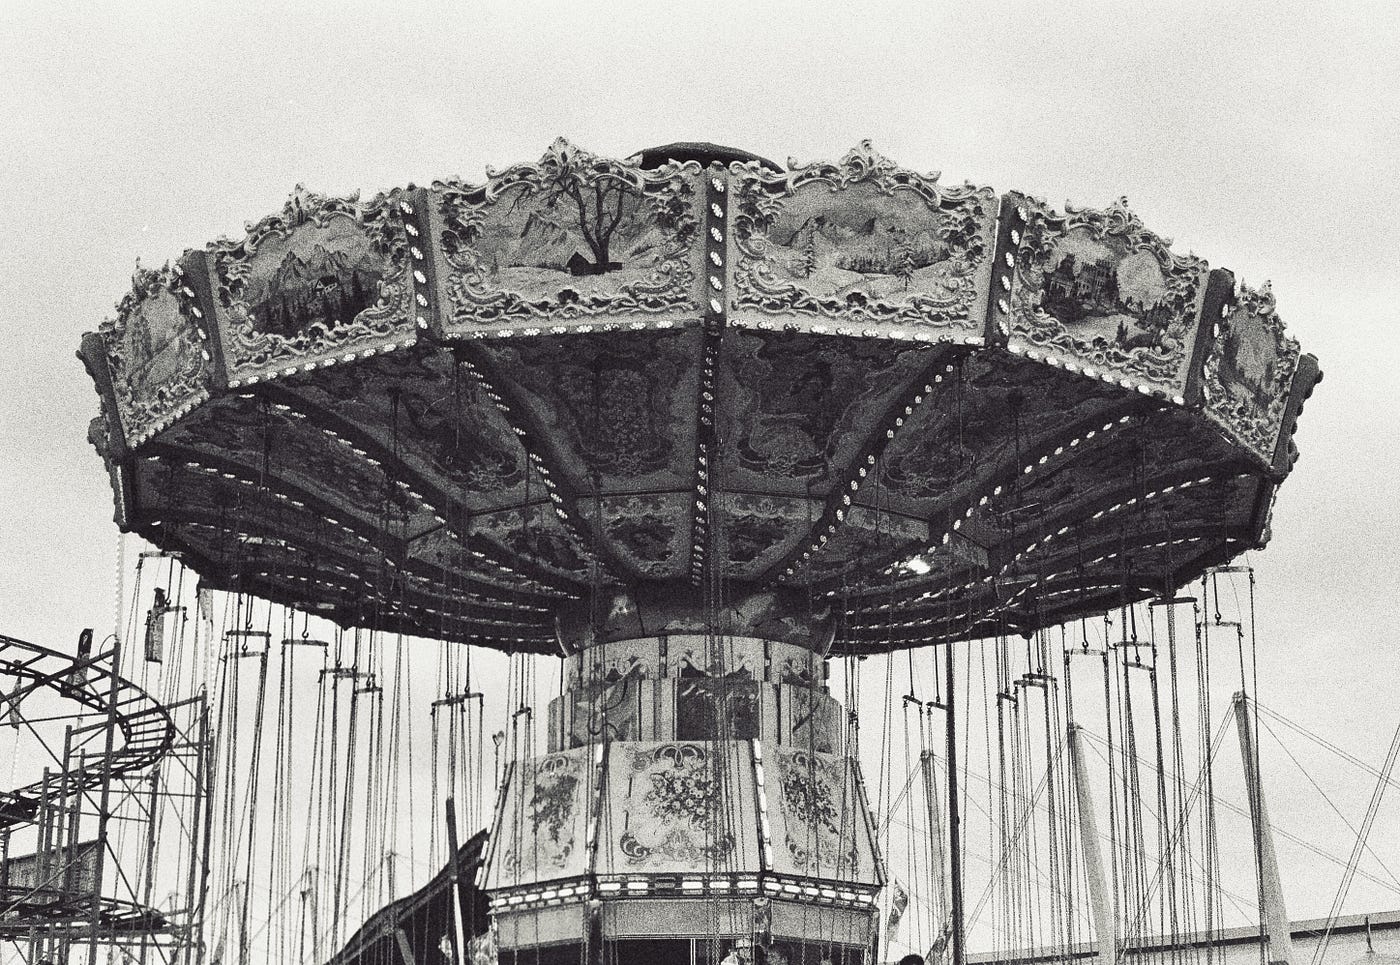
[79,140,1320,653]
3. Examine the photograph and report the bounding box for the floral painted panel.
[765,747,879,885]
[485,748,592,889]
[1201,281,1300,465]
[602,741,759,876]
[1006,194,1208,398]
[731,141,997,337]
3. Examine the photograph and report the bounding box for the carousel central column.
[479,588,885,965]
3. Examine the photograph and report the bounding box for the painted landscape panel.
[102,272,211,441]
[242,224,384,338]
[216,212,412,378]
[1202,285,1300,461]
[732,173,995,333]
[1039,231,1188,353]
[1009,207,1207,395]
[438,152,699,327]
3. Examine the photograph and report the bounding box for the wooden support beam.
[1068,722,1118,965]
[1234,692,1293,965]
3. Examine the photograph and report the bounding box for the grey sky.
[1,0,1397,935]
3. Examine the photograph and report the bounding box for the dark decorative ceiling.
[79,140,1320,653]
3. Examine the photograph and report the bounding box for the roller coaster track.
[0,885,169,942]
[0,632,184,950]
[0,631,176,831]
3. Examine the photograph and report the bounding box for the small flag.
[927,923,952,963]
[198,584,214,624]
[2,677,22,729]
[145,589,176,663]
[145,611,166,663]
[70,628,94,688]
[887,879,910,941]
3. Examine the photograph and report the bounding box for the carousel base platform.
[493,896,874,965]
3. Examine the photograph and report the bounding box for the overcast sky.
[2,0,1398,933]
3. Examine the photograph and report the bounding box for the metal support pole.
[60,735,83,965]
[945,643,965,965]
[89,642,123,965]
[174,697,208,965]
[56,727,73,893]
[33,768,52,965]
[445,797,468,965]
[1068,722,1117,965]
[139,769,160,965]
[194,697,214,965]
[306,867,321,965]
[1234,691,1292,965]
[920,749,949,929]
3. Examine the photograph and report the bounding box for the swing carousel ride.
[4,140,1324,965]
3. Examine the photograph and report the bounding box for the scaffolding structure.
[0,632,211,965]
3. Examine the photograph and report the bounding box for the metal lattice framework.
[0,634,208,958]
[0,634,174,829]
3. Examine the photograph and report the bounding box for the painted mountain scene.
[240,219,387,338]
[735,179,992,324]
[439,169,697,323]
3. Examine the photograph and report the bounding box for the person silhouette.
[899,956,926,965]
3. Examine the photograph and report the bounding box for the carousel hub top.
[79,140,1320,654]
